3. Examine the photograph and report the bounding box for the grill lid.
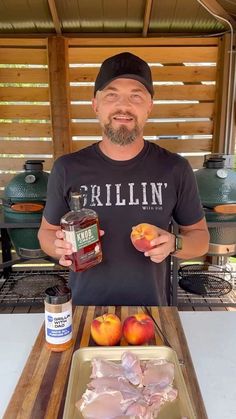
[3,159,49,203]
[195,154,236,207]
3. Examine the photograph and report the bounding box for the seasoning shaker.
[44,284,73,352]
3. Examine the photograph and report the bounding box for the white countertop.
[1,311,236,419]
[0,313,44,418]
[180,311,236,419]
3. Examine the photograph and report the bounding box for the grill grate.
[0,270,69,306]
[178,264,232,297]
[178,286,236,308]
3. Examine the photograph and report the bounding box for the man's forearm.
[173,228,210,259]
[38,228,60,260]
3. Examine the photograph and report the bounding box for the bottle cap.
[71,192,84,210]
[45,285,72,304]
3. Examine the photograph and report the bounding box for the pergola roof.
[0,0,235,37]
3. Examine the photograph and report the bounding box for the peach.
[122,313,155,345]
[130,223,159,252]
[90,313,122,346]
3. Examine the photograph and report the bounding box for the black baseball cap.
[94,52,154,97]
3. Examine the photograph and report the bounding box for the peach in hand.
[130,223,159,252]
[90,313,122,346]
[122,313,155,345]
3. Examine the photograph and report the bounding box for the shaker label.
[65,223,99,252]
[45,308,72,345]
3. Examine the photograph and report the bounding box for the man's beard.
[103,114,141,146]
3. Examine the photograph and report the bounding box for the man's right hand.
[54,228,105,268]
[54,229,73,267]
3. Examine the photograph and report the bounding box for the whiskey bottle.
[60,192,103,272]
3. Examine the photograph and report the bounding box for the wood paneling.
[149,103,214,119]
[0,87,49,102]
[0,68,48,84]
[0,42,50,191]
[0,39,47,47]
[0,140,52,154]
[69,46,218,64]
[0,123,51,137]
[0,105,50,119]
[145,121,213,136]
[0,48,47,65]
[68,37,219,47]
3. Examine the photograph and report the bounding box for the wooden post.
[230,32,236,156]
[47,36,72,159]
[213,34,231,153]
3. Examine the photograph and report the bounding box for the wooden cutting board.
[3,306,208,419]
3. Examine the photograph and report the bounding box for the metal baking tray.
[63,346,196,419]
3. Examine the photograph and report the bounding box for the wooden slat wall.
[68,37,219,170]
[0,39,52,190]
[0,36,220,192]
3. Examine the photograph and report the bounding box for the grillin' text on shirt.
[79,182,168,207]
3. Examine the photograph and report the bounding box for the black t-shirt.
[43,141,204,306]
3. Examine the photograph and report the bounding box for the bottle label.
[65,223,99,252]
[45,308,72,345]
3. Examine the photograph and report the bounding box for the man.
[38,52,209,306]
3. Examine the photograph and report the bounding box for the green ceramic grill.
[3,160,49,258]
[195,155,236,255]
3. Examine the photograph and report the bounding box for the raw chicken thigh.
[77,351,180,419]
[121,351,143,386]
[142,359,175,388]
[91,358,123,378]
[76,390,124,418]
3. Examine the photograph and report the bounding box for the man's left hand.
[144,228,175,263]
